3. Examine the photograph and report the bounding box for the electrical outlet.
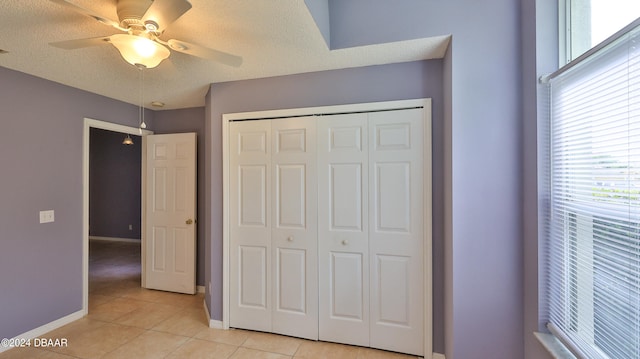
[39,210,55,223]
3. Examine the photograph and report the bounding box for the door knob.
[287,236,293,242]
[186,219,193,225]
[342,239,349,245]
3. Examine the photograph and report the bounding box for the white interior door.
[229,120,272,331]
[369,109,424,356]
[318,113,370,346]
[271,117,318,340]
[144,133,197,294]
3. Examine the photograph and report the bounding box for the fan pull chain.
[138,64,147,131]
[138,66,142,131]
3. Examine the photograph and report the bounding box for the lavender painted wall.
[0,66,152,339]
[304,0,330,48]
[89,128,142,240]
[153,107,206,286]
[206,60,444,349]
[328,0,444,49]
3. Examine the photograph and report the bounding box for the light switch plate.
[39,210,55,223]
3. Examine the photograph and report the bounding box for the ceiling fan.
[49,0,242,68]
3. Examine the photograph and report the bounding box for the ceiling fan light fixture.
[110,34,169,68]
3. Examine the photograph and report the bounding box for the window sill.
[535,332,577,359]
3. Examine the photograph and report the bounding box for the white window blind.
[546,21,640,359]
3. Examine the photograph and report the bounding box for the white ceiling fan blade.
[167,39,243,67]
[142,0,192,32]
[50,36,112,49]
[49,0,122,30]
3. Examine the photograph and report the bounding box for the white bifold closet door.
[229,119,272,332]
[367,109,424,355]
[229,107,425,356]
[270,117,318,340]
[317,113,370,346]
[318,109,424,356]
[229,117,318,340]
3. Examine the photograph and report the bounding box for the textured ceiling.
[0,0,450,110]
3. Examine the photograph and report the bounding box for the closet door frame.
[222,98,433,357]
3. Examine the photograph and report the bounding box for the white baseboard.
[209,319,224,329]
[0,310,84,354]
[197,285,205,294]
[203,300,224,329]
[433,353,446,359]
[89,236,140,243]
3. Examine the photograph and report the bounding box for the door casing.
[82,118,153,313]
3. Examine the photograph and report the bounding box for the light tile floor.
[1,240,420,359]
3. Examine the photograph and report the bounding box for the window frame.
[559,0,594,65]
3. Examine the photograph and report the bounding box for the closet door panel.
[271,117,318,340]
[276,248,307,313]
[369,109,424,356]
[229,120,272,332]
[375,162,411,232]
[318,114,370,347]
[275,164,306,228]
[239,165,268,226]
[375,254,410,325]
[330,252,364,319]
[330,163,363,230]
[239,245,268,308]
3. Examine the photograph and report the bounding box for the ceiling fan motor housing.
[117,0,152,23]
